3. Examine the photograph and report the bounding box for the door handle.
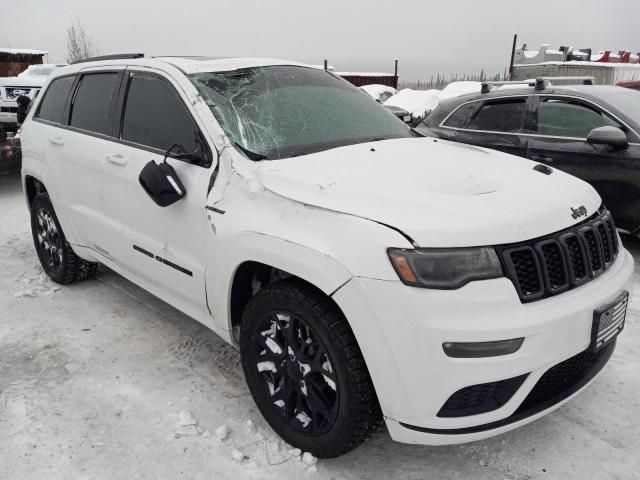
[49,136,64,146]
[531,155,554,164]
[105,154,127,166]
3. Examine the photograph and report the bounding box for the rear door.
[31,70,125,251]
[437,96,531,158]
[101,69,214,311]
[527,95,640,231]
[54,69,125,252]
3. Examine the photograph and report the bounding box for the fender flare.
[22,164,82,246]
[207,231,353,335]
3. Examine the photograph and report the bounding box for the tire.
[30,192,98,284]
[240,278,381,458]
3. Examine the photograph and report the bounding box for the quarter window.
[537,98,621,138]
[467,99,527,133]
[35,76,76,124]
[69,73,121,135]
[121,74,201,159]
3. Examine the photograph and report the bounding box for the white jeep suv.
[20,55,634,457]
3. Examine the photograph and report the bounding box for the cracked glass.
[189,66,413,160]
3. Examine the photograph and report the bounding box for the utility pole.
[508,33,518,80]
[394,59,399,89]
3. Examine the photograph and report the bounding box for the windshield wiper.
[233,142,269,161]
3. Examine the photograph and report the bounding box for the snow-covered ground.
[1,172,640,479]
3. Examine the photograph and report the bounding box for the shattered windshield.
[189,66,413,160]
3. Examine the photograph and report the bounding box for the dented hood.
[256,138,601,247]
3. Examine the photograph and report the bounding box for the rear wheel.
[240,278,381,458]
[31,193,98,284]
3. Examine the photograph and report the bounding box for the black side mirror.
[139,160,186,207]
[587,126,629,149]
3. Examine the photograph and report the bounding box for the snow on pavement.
[1,173,640,479]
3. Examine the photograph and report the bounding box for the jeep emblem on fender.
[571,206,587,219]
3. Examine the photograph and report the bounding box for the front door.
[438,96,531,158]
[101,70,215,313]
[527,96,640,232]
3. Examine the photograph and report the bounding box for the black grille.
[499,209,619,303]
[515,340,616,415]
[438,374,528,417]
[508,248,541,297]
[562,234,588,282]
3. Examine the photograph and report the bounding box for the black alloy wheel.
[240,278,381,458]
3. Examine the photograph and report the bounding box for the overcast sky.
[2,0,639,81]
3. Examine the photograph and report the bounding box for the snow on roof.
[438,81,483,100]
[157,57,316,74]
[384,88,440,118]
[515,60,640,69]
[0,48,48,56]
[17,64,67,80]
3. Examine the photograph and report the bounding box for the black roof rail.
[480,76,595,93]
[71,53,144,65]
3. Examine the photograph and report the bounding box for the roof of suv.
[439,84,625,109]
[54,56,315,76]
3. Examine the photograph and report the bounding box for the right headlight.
[387,247,503,289]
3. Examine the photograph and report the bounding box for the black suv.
[419,82,640,233]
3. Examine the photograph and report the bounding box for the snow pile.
[301,452,317,466]
[174,409,201,437]
[215,424,229,441]
[231,448,246,462]
[12,271,62,298]
[383,88,440,119]
[360,84,398,103]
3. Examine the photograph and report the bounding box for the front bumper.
[332,247,634,445]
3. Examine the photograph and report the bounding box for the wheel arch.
[24,174,47,207]
[209,232,353,343]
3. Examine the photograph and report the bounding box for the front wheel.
[240,278,381,458]
[31,192,98,284]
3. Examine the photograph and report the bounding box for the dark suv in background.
[419,82,640,233]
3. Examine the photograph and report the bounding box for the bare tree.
[66,19,97,63]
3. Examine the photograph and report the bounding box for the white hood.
[256,138,601,247]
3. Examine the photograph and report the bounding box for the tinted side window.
[121,74,200,158]
[443,103,476,128]
[537,98,620,138]
[35,76,75,123]
[467,99,526,133]
[70,73,121,135]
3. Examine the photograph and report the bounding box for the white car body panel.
[19,57,635,447]
[256,138,602,247]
